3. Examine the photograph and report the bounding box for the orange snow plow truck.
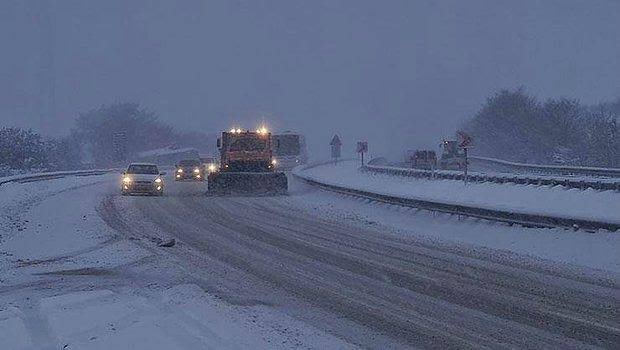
[207,127,288,195]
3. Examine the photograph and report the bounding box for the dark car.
[174,159,205,181]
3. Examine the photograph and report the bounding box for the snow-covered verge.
[295,160,620,225]
[285,179,620,273]
[0,175,354,349]
[374,163,620,188]
[470,155,620,178]
[1,283,352,350]
[0,169,114,187]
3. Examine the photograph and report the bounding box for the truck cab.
[439,140,467,170]
[217,128,277,172]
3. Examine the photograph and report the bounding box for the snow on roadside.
[0,175,114,245]
[1,283,354,350]
[297,160,620,224]
[2,178,118,261]
[287,170,620,273]
[0,169,114,186]
[0,174,141,288]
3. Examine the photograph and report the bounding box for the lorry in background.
[207,127,288,195]
[405,150,437,170]
[439,140,467,170]
[271,132,307,171]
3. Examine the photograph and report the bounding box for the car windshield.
[178,160,200,167]
[127,164,159,174]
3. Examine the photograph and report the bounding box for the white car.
[121,163,166,196]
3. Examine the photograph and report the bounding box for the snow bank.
[137,147,198,157]
[285,184,620,272]
[470,155,620,178]
[0,283,354,350]
[0,169,113,187]
[297,160,620,224]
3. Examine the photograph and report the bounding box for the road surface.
[95,176,620,349]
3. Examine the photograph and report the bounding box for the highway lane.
[99,177,620,349]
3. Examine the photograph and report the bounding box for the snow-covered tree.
[0,127,47,172]
[45,135,83,171]
[72,103,175,166]
[464,89,619,167]
[464,88,544,163]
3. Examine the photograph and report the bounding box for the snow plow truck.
[207,127,288,195]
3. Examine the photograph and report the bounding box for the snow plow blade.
[207,172,288,195]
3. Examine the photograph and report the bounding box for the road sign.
[457,131,473,148]
[356,141,368,154]
[330,135,342,160]
[330,134,342,146]
[356,141,368,166]
[456,131,472,183]
[112,131,128,162]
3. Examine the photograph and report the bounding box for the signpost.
[112,131,128,162]
[330,134,342,164]
[356,141,368,166]
[457,131,473,183]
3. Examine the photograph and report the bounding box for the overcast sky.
[1,0,619,156]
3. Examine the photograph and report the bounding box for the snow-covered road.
[1,172,619,348]
[0,175,353,350]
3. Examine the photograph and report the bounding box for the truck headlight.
[271,159,278,165]
[123,176,132,184]
[208,164,217,172]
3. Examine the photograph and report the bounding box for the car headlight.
[208,164,217,172]
[154,178,162,184]
[271,159,278,165]
[122,176,132,184]
[177,168,183,173]
[193,168,200,174]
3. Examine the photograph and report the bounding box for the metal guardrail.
[363,165,620,192]
[0,169,115,187]
[293,163,620,232]
[469,156,620,178]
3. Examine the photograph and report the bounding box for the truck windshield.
[229,137,267,151]
[127,165,159,174]
[178,160,200,167]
